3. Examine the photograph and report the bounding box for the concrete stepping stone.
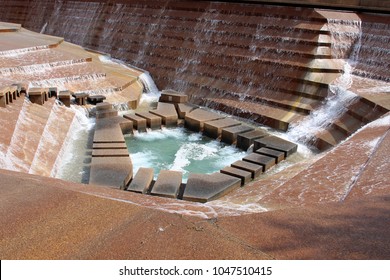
[177,103,198,119]
[87,95,106,104]
[231,160,263,179]
[92,142,127,149]
[58,90,71,107]
[149,102,178,127]
[255,147,285,163]
[203,118,241,139]
[92,149,129,157]
[159,91,188,103]
[183,172,241,203]
[185,108,225,132]
[123,114,147,132]
[89,156,133,189]
[72,93,89,105]
[96,102,112,111]
[93,117,127,143]
[28,88,46,105]
[220,166,252,186]
[242,153,276,171]
[236,129,269,151]
[150,170,182,198]
[221,124,254,145]
[127,167,154,194]
[254,135,298,157]
[136,112,162,130]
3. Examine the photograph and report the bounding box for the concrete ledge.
[159,90,188,104]
[72,93,89,105]
[185,108,225,132]
[220,166,252,186]
[254,135,298,157]
[127,167,154,194]
[96,108,118,119]
[28,88,46,105]
[183,172,241,203]
[150,170,182,198]
[96,102,112,111]
[92,149,130,157]
[136,112,162,130]
[221,125,254,145]
[89,156,132,189]
[231,160,263,179]
[255,147,285,164]
[58,90,71,107]
[123,114,147,132]
[243,153,276,172]
[92,142,127,149]
[87,95,106,105]
[93,117,127,143]
[177,103,198,119]
[237,129,269,151]
[203,118,241,139]
[149,102,178,127]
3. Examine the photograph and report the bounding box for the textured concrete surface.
[127,167,154,194]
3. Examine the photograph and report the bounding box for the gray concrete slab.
[127,167,154,194]
[177,103,198,119]
[93,117,126,143]
[185,108,225,132]
[183,172,241,203]
[231,160,263,179]
[221,125,254,145]
[159,91,188,103]
[203,118,241,139]
[254,135,298,157]
[123,114,147,132]
[243,153,276,171]
[136,112,162,130]
[237,129,269,151]
[255,147,285,163]
[150,170,182,198]
[149,102,178,127]
[220,166,252,186]
[89,156,133,189]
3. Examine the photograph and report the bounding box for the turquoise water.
[125,127,248,182]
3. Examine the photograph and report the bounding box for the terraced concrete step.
[185,108,225,132]
[127,167,154,194]
[149,102,178,127]
[92,149,130,157]
[135,112,162,129]
[150,170,182,198]
[182,172,241,203]
[255,147,285,164]
[243,153,276,172]
[254,136,298,157]
[176,103,198,119]
[231,160,263,179]
[220,166,252,186]
[123,114,147,132]
[203,118,241,139]
[237,129,269,151]
[221,124,254,145]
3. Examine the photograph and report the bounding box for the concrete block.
[150,170,182,198]
[58,91,71,107]
[0,91,6,108]
[93,117,126,144]
[159,90,188,103]
[87,95,106,104]
[183,173,241,203]
[177,103,198,119]
[28,88,45,105]
[255,147,285,163]
[123,114,147,132]
[127,167,154,193]
[236,129,268,151]
[185,108,224,132]
[149,102,178,127]
[231,160,263,179]
[220,166,252,186]
[254,136,298,157]
[89,156,133,189]
[221,125,254,145]
[7,91,13,103]
[243,153,276,172]
[96,102,112,111]
[72,93,89,105]
[136,112,162,129]
[203,118,241,139]
[49,87,57,98]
